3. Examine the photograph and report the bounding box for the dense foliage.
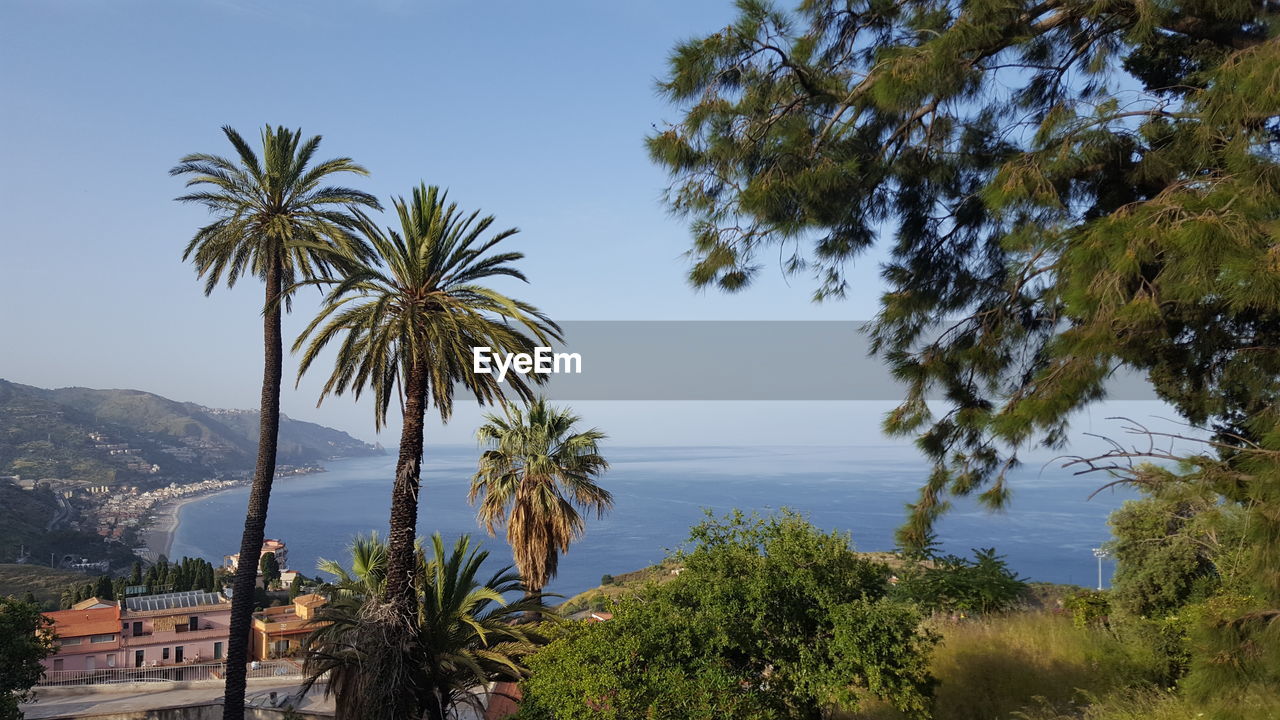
[894,547,1027,615]
[57,556,218,609]
[305,533,545,720]
[650,0,1280,700]
[519,511,937,720]
[259,552,281,590]
[1107,482,1227,619]
[0,595,54,720]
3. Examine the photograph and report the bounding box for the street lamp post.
[1092,547,1109,590]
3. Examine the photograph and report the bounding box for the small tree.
[894,548,1028,615]
[288,575,305,600]
[260,552,281,590]
[1,595,55,719]
[94,575,114,601]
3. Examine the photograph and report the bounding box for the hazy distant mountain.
[0,379,379,485]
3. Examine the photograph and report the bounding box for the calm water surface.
[171,445,1135,597]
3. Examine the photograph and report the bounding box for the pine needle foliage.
[650,0,1280,695]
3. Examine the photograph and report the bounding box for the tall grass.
[844,612,1279,720]
[843,612,1162,720]
[1016,686,1280,720]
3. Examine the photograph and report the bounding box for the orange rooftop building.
[251,593,327,660]
[40,604,123,672]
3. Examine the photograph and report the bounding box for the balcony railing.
[36,659,305,687]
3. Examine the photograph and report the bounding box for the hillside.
[0,378,379,485]
[0,563,92,608]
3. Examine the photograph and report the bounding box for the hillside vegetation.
[0,564,91,607]
[0,378,379,484]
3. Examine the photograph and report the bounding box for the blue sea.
[170,445,1136,598]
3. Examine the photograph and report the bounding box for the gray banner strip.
[469,321,1158,401]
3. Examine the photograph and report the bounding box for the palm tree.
[317,532,388,597]
[470,397,612,620]
[171,125,379,720]
[304,533,545,720]
[294,184,559,615]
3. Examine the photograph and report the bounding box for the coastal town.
[4,429,325,567]
[36,538,316,677]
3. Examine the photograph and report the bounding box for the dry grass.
[843,612,1161,720]
[842,612,1279,720]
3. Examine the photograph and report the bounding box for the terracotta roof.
[484,682,523,720]
[293,593,325,608]
[43,605,121,638]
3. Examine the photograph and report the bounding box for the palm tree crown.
[294,183,560,428]
[470,397,612,598]
[171,125,378,301]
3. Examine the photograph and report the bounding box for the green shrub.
[520,510,936,720]
[1063,590,1111,628]
[895,547,1028,615]
[600,574,614,585]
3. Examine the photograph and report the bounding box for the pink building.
[120,590,232,667]
[41,604,123,672]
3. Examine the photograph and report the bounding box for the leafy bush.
[1107,486,1225,619]
[520,510,937,720]
[599,574,614,585]
[894,548,1028,615]
[1063,590,1111,628]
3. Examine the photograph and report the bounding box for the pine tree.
[650,0,1280,696]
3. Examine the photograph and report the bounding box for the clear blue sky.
[0,1,1158,450]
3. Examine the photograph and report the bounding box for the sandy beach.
[138,496,204,563]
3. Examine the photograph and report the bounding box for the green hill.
[0,378,379,485]
[0,563,92,608]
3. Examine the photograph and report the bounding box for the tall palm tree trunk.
[384,358,427,612]
[222,264,283,720]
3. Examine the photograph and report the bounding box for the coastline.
[138,495,205,562]
[140,465,334,564]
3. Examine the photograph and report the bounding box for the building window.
[189,616,199,631]
[91,634,116,643]
[53,659,63,671]
[213,642,223,660]
[59,637,83,646]
[107,654,116,668]
[132,621,143,635]
[162,648,170,660]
